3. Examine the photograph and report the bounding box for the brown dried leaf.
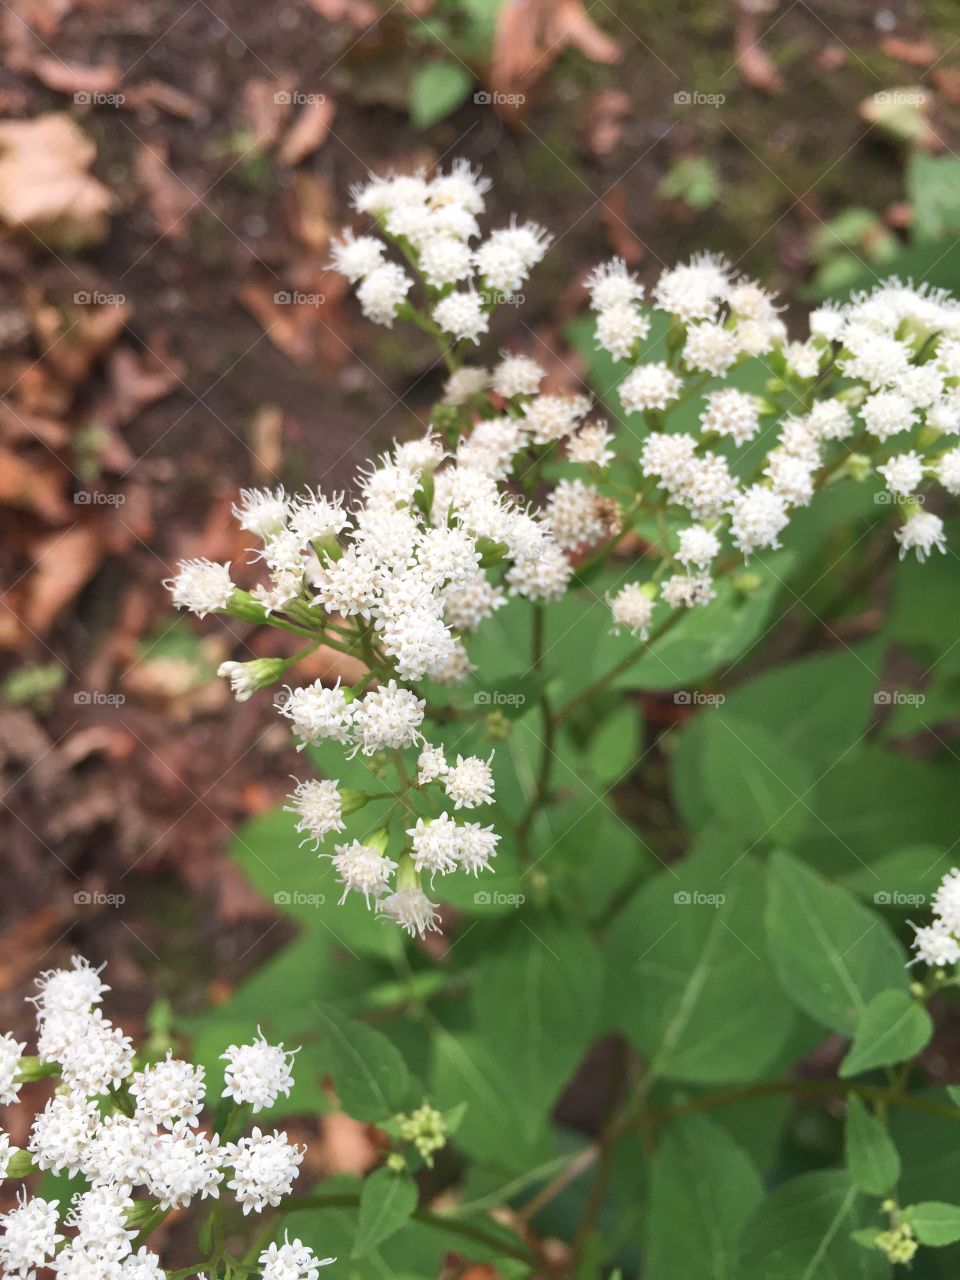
[100,344,182,430]
[24,522,106,633]
[733,7,784,93]
[932,68,960,104]
[289,173,335,251]
[136,139,196,239]
[0,446,70,521]
[8,0,73,39]
[490,0,620,101]
[304,0,379,26]
[238,282,316,363]
[28,57,120,94]
[581,89,630,158]
[28,292,130,388]
[278,97,336,167]
[880,36,938,67]
[123,79,206,120]
[243,77,292,147]
[0,113,111,248]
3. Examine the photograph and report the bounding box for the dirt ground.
[1,0,958,1035]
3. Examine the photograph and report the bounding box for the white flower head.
[221,1032,297,1113]
[444,753,495,809]
[165,559,234,618]
[895,511,947,562]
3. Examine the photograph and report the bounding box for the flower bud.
[217,657,293,702]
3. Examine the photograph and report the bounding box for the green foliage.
[902,1203,960,1247]
[839,991,933,1078]
[410,62,474,129]
[765,853,906,1034]
[355,1167,419,1255]
[315,1004,414,1122]
[845,1096,900,1196]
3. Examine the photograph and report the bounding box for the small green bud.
[340,788,370,818]
[732,570,763,595]
[366,827,391,857]
[397,1103,447,1167]
[225,589,269,624]
[483,709,512,741]
[386,1152,407,1173]
[841,453,872,483]
[909,981,926,998]
[414,470,435,518]
[5,1149,37,1178]
[312,533,343,564]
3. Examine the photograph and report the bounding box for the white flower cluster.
[589,259,960,620]
[331,161,550,342]
[911,868,960,967]
[165,160,960,941]
[0,957,329,1280]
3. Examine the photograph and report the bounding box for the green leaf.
[902,1202,960,1246]
[647,1115,763,1279]
[845,1096,900,1196]
[701,713,812,845]
[765,852,907,1034]
[839,990,933,1078]
[315,1004,412,1121]
[605,839,795,1083]
[472,919,603,1137]
[409,62,473,129]
[586,701,641,784]
[908,153,960,243]
[355,1167,418,1256]
[740,1171,888,1279]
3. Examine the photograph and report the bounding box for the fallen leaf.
[581,89,630,158]
[99,344,182,430]
[288,173,335,251]
[28,57,120,94]
[932,68,960,104]
[239,281,316,363]
[8,0,73,39]
[24,522,106,633]
[278,97,336,166]
[733,4,784,93]
[136,139,196,238]
[880,36,938,67]
[490,0,620,103]
[304,0,379,26]
[123,79,206,120]
[0,113,111,248]
[243,76,292,147]
[27,291,130,388]
[0,446,70,521]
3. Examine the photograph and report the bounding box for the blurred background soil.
[1,0,959,1033]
